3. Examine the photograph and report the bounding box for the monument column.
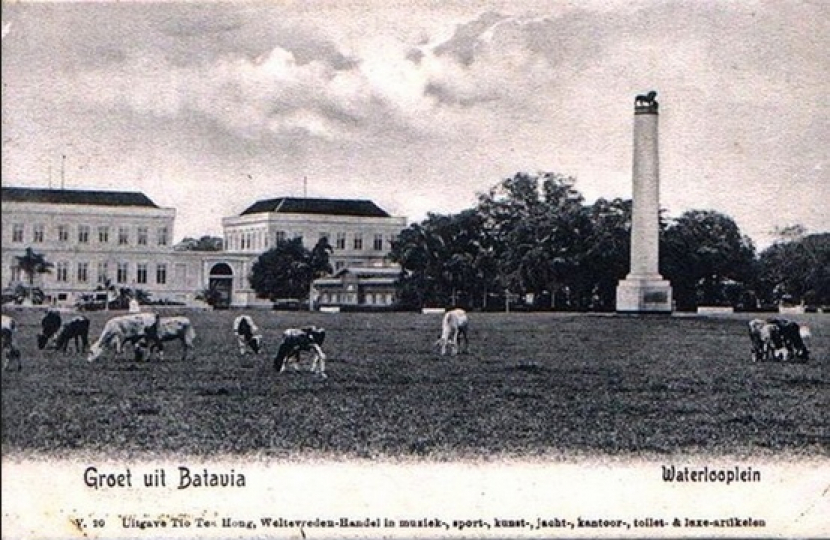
[616,91,673,312]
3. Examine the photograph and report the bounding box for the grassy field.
[1,308,827,460]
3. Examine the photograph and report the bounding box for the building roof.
[1,187,160,208]
[240,197,391,218]
[334,266,402,278]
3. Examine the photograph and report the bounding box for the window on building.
[78,225,90,244]
[56,262,69,283]
[275,231,286,244]
[137,227,148,246]
[353,234,363,250]
[58,225,69,243]
[97,262,109,285]
[374,234,384,251]
[98,226,110,243]
[117,262,129,284]
[157,227,168,246]
[335,260,345,270]
[156,263,167,285]
[118,227,129,245]
[9,266,22,282]
[335,232,346,250]
[136,263,148,284]
[77,262,89,283]
[11,224,24,243]
[33,224,45,243]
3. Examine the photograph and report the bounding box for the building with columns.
[1,187,405,309]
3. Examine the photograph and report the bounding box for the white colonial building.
[222,197,407,271]
[2,187,406,309]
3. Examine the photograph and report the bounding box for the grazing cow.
[436,308,469,356]
[37,309,63,350]
[748,319,785,362]
[767,318,810,362]
[87,312,161,362]
[140,316,196,361]
[53,316,91,353]
[2,314,22,371]
[273,326,327,378]
[233,315,262,355]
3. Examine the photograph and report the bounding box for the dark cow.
[233,315,262,355]
[87,312,161,362]
[37,309,63,349]
[273,326,327,378]
[766,318,810,361]
[53,316,91,353]
[2,314,22,371]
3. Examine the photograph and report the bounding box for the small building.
[313,267,402,308]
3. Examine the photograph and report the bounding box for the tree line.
[386,172,829,311]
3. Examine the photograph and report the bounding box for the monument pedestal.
[616,275,672,313]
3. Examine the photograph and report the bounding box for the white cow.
[436,308,469,356]
[87,312,161,362]
[233,315,263,355]
[2,314,22,371]
[140,316,196,361]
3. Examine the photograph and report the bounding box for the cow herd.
[1,308,335,379]
[747,317,811,363]
[0,308,817,377]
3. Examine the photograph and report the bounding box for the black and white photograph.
[2,1,828,538]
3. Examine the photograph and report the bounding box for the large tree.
[477,172,591,308]
[757,232,830,307]
[390,213,486,309]
[582,197,632,310]
[661,210,756,309]
[249,237,333,304]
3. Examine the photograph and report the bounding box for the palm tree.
[15,248,53,304]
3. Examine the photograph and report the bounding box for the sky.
[2,0,828,249]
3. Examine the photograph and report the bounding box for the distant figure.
[435,308,469,356]
[635,90,658,109]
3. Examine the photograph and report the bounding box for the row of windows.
[12,261,170,286]
[319,291,395,305]
[10,223,169,247]
[225,229,393,252]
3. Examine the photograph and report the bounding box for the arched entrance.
[209,263,234,309]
